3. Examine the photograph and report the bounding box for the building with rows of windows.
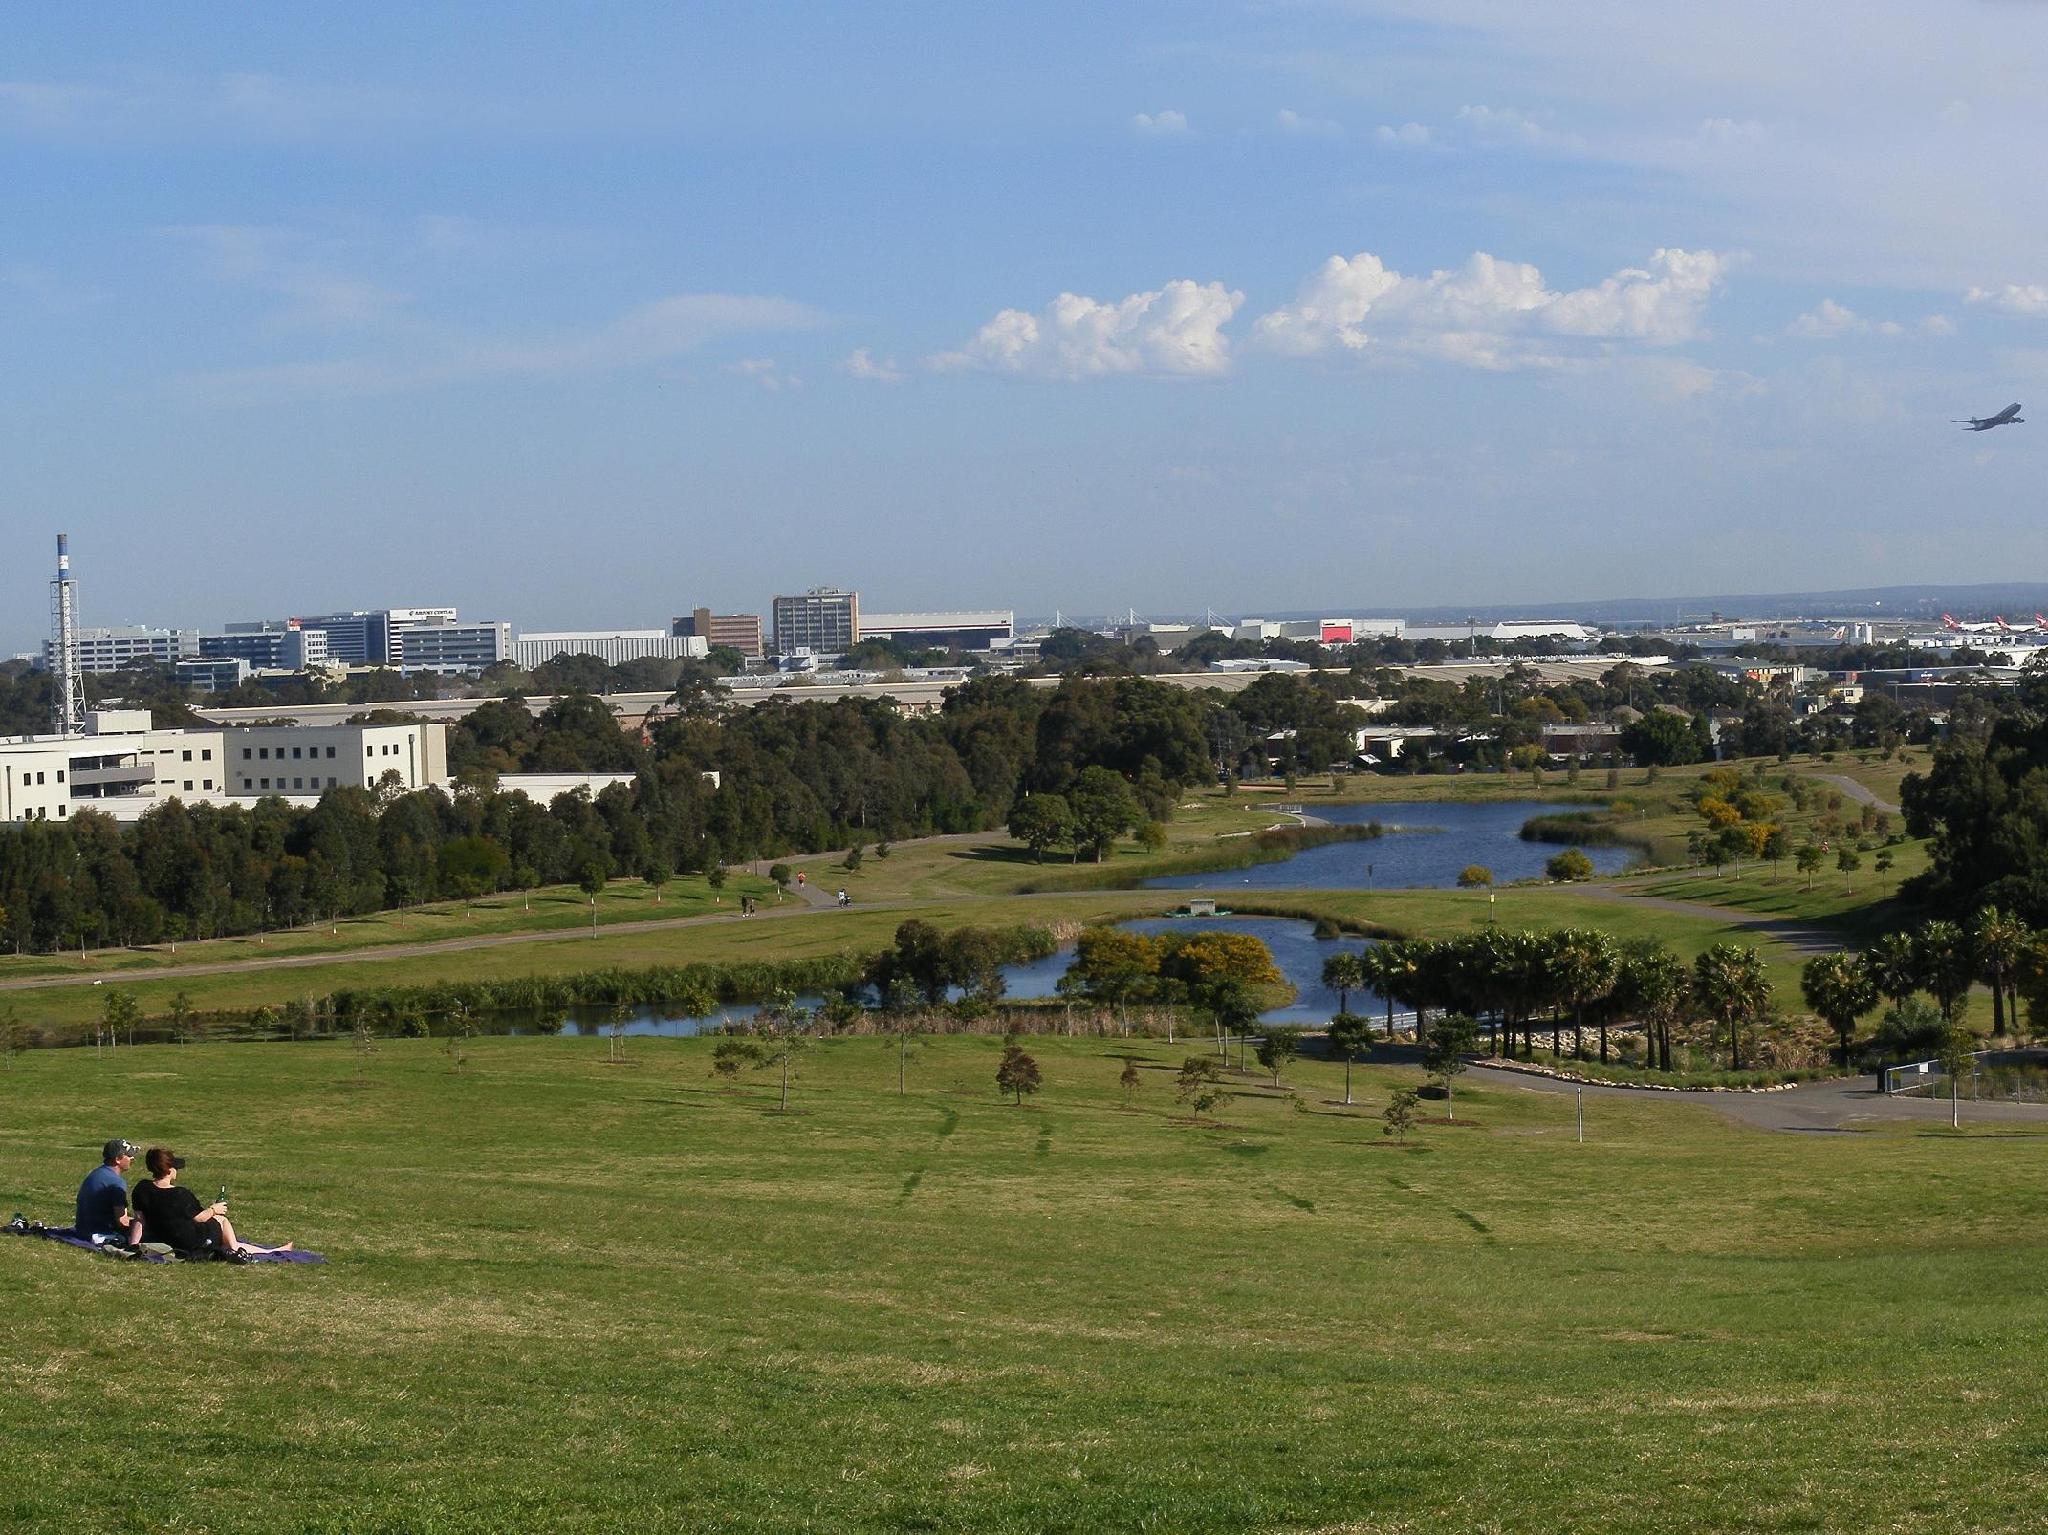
[0,710,449,824]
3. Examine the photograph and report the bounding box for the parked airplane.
[1942,613,2014,634]
[1956,402,2023,431]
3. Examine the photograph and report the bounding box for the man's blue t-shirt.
[75,1164,129,1237]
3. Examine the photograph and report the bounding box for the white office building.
[0,710,449,824]
[393,619,512,673]
[513,631,709,668]
[40,626,199,674]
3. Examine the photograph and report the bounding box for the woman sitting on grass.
[130,1148,293,1260]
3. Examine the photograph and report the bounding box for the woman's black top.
[131,1180,219,1254]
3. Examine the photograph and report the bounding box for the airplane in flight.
[1956,402,2023,431]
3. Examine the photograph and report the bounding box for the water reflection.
[1145,799,1637,891]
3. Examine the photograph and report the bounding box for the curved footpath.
[1808,772,1900,816]
[1463,1061,2048,1131]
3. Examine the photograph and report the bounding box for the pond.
[506,915,1371,1037]
[1145,799,1639,892]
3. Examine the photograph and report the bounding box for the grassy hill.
[3,1034,2043,1532]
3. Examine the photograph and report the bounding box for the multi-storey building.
[0,710,449,823]
[200,624,330,670]
[771,587,859,653]
[391,619,511,673]
[39,626,199,674]
[671,607,765,658]
[284,607,464,666]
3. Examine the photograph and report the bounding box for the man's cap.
[103,1139,140,1162]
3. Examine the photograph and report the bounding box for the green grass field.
[4,1034,2044,1533]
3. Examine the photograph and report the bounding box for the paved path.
[1808,771,1900,816]
[1464,1061,2048,1131]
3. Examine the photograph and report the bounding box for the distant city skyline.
[6,3,2048,640]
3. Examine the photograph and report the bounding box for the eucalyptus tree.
[1325,1012,1373,1105]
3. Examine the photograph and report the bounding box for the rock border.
[1474,1056,1841,1094]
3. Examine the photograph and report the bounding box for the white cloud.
[1786,299,1904,339]
[1276,108,1341,137]
[842,348,904,383]
[1455,103,1580,150]
[1130,109,1190,137]
[1921,313,1956,337]
[170,224,405,329]
[1252,246,1733,366]
[934,279,1243,380]
[183,292,821,402]
[727,357,797,392]
[1967,283,2048,317]
[0,72,450,144]
[1374,122,1431,146]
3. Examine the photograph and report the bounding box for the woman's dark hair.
[145,1147,178,1177]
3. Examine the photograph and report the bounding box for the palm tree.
[1549,927,1620,1062]
[1970,906,2029,1038]
[1503,928,1555,1060]
[1862,930,1920,1009]
[1321,950,1366,1017]
[1380,940,1428,1042]
[1614,937,1690,1071]
[1801,951,1878,1067]
[1915,919,1975,1021]
[1693,942,1772,1070]
[1354,943,1400,1040]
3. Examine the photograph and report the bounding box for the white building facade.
[0,711,449,824]
[513,631,708,668]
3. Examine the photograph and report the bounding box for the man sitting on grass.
[75,1139,144,1247]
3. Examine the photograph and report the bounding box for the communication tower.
[50,532,85,736]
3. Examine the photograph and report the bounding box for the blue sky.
[6,2,2048,643]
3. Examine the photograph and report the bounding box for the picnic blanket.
[3,1221,323,1264]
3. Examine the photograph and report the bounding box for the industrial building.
[0,709,449,823]
[1402,621,1596,644]
[859,610,1016,650]
[772,587,859,653]
[512,631,709,669]
[672,608,765,658]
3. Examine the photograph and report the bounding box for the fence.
[1883,1047,2024,1097]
